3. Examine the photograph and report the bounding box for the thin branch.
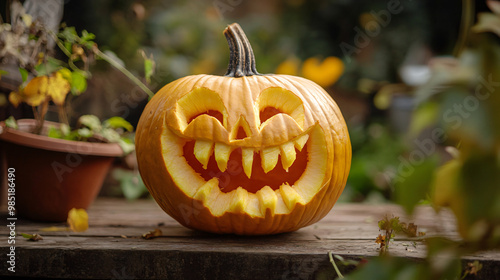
[329,251,344,279]
[93,47,154,98]
[48,23,154,99]
[34,97,50,134]
[58,105,68,126]
[453,0,474,57]
[48,30,72,58]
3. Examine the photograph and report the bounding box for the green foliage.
[395,156,438,214]
[103,116,133,132]
[70,71,87,95]
[376,216,425,256]
[58,27,96,49]
[78,115,102,131]
[409,102,439,137]
[112,169,148,200]
[460,153,500,241]
[343,257,430,280]
[5,116,18,129]
[347,3,500,280]
[80,30,96,42]
[18,67,28,83]
[34,57,64,76]
[346,123,405,201]
[143,54,155,84]
[47,115,135,154]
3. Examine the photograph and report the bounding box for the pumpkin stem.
[224,23,260,77]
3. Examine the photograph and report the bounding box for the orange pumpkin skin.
[135,24,351,235]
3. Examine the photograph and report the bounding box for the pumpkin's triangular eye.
[256,87,304,129]
[175,87,228,130]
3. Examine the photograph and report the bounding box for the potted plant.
[0,1,153,221]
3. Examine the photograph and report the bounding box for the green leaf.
[5,116,18,129]
[409,102,439,136]
[48,126,63,139]
[117,138,135,155]
[20,233,43,241]
[19,68,28,83]
[35,57,63,76]
[395,156,438,214]
[59,26,78,43]
[64,41,72,53]
[70,71,87,95]
[100,128,121,142]
[390,217,405,233]
[441,89,493,149]
[144,58,154,84]
[84,42,94,49]
[20,233,32,239]
[461,154,500,228]
[378,219,388,231]
[125,175,146,199]
[78,115,101,131]
[80,30,96,42]
[112,169,147,200]
[103,117,133,132]
[60,123,70,136]
[64,131,80,141]
[77,128,93,138]
[49,124,71,139]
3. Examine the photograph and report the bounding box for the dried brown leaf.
[20,233,43,241]
[142,228,162,240]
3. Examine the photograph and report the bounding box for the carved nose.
[230,116,251,140]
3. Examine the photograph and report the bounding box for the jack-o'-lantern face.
[136,24,351,235]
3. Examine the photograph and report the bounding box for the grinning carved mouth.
[161,124,328,217]
[183,134,310,194]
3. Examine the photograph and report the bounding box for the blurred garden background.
[1,0,483,202]
[2,0,500,278]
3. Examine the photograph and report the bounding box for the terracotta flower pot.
[0,119,123,222]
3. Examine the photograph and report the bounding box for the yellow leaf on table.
[301,56,344,88]
[40,226,70,232]
[67,208,89,232]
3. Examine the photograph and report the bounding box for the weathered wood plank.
[0,198,498,279]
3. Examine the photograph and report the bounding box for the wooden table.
[1,198,499,279]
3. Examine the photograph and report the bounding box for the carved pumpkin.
[136,23,351,235]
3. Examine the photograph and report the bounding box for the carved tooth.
[280,141,296,171]
[257,186,277,216]
[193,140,213,169]
[193,178,219,202]
[228,187,249,213]
[242,148,254,178]
[279,184,303,211]
[293,134,309,152]
[261,146,280,173]
[214,143,232,172]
